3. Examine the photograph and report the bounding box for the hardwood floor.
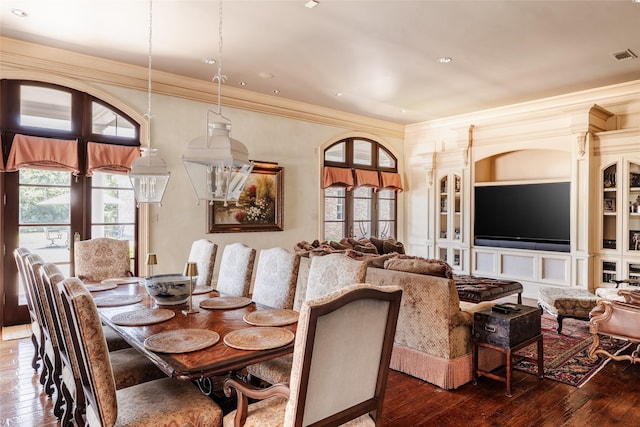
[2,330,639,426]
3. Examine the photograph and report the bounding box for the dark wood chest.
[473,305,542,348]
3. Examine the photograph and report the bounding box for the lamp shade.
[182,122,254,206]
[183,261,199,277]
[146,253,158,265]
[128,147,170,204]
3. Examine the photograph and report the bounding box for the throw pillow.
[369,237,385,254]
[384,257,452,278]
[383,239,405,255]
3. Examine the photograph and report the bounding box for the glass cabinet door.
[602,164,617,250]
[628,162,640,253]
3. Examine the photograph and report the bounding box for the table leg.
[472,342,478,385]
[536,336,544,378]
[505,348,512,397]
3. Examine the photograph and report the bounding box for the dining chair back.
[304,253,367,303]
[216,242,256,297]
[188,239,218,286]
[13,247,42,371]
[251,247,300,309]
[224,283,403,427]
[57,277,223,426]
[25,253,64,417]
[74,237,131,282]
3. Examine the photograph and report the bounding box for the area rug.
[513,314,631,387]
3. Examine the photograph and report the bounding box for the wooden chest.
[473,305,542,348]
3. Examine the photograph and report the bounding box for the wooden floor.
[2,331,639,426]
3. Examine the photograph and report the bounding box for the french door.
[1,80,140,326]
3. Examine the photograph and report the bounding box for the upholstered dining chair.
[250,247,301,309]
[188,239,218,287]
[216,242,256,297]
[589,289,640,364]
[24,253,64,416]
[57,277,223,427]
[247,253,367,386]
[223,283,403,427]
[41,264,166,426]
[13,247,43,372]
[74,237,132,282]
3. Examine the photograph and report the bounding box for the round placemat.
[224,327,295,351]
[111,308,176,326]
[144,329,220,353]
[193,286,217,295]
[243,309,299,327]
[101,277,141,285]
[94,295,142,307]
[200,296,252,310]
[85,282,118,292]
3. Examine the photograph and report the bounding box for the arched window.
[1,79,140,325]
[323,137,401,240]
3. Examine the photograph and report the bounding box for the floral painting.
[208,162,283,233]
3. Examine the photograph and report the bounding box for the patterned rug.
[513,314,631,387]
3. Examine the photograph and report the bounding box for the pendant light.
[128,0,170,205]
[182,0,253,207]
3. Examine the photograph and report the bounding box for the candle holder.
[182,262,199,315]
[146,253,158,276]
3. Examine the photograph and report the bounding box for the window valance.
[86,142,140,176]
[323,166,355,190]
[5,134,80,174]
[354,169,380,188]
[380,172,404,192]
[324,166,403,192]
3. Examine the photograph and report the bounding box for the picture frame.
[207,161,283,233]
[630,231,640,251]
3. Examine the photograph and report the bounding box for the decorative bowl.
[144,274,196,305]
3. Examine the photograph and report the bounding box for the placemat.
[224,327,294,351]
[193,286,218,295]
[111,308,176,326]
[85,283,118,292]
[94,295,142,307]
[101,277,141,285]
[200,296,252,310]
[144,329,220,353]
[243,309,299,327]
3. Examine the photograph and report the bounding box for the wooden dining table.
[94,280,297,386]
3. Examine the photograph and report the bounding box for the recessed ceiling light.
[202,58,216,65]
[438,57,452,64]
[305,0,319,9]
[10,8,28,17]
[273,89,280,94]
[335,92,343,97]
[238,81,247,86]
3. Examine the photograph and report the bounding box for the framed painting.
[208,161,283,233]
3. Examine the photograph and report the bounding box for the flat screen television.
[474,182,570,252]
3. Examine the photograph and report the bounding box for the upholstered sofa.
[292,256,500,390]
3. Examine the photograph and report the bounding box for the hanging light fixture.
[128,0,170,205]
[182,0,253,206]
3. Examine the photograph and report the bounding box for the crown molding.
[0,37,404,139]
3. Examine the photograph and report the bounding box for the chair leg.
[557,315,564,334]
[30,334,41,371]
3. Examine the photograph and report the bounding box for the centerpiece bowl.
[144,274,196,305]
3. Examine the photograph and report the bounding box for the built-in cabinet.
[594,132,640,289]
[436,173,464,271]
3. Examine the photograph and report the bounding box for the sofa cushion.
[384,257,452,278]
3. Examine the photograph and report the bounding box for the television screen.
[474,182,570,252]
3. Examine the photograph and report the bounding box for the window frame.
[322,137,398,240]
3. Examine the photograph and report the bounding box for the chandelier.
[128,0,170,205]
[182,0,253,206]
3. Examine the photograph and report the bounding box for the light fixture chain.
[215,0,224,116]
[146,0,153,148]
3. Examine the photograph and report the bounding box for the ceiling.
[2,0,640,125]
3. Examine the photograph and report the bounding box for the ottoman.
[537,287,599,333]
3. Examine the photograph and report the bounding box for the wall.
[0,38,404,283]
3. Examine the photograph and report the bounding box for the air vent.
[611,49,638,61]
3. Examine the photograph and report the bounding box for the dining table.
[92,278,298,393]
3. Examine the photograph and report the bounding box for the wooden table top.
[95,282,297,381]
